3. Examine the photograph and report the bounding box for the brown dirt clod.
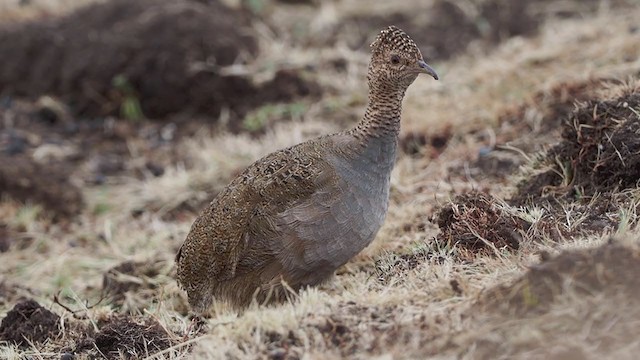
[436,192,528,252]
[77,315,175,359]
[479,241,640,315]
[0,299,61,347]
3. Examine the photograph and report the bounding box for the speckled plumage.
[176,26,438,311]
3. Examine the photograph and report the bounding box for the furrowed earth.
[1,0,640,359]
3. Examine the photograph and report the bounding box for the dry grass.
[0,0,100,23]
[1,0,640,359]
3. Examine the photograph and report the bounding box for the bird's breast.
[327,136,397,249]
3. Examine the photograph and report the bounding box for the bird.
[176,25,438,312]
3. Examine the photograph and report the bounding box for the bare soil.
[75,315,176,359]
[399,127,451,158]
[0,299,60,347]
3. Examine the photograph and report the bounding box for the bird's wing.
[273,175,371,275]
[247,156,381,285]
[176,140,335,287]
[177,134,367,291]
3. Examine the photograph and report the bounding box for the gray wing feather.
[270,176,377,279]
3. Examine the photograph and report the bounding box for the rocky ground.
[1,0,639,359]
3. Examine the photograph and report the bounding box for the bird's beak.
[418,60,438,80]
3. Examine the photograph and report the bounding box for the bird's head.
[368,26,438,91]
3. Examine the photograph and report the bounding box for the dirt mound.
[450,80,636,241]
[449,79,616,183]
[435,192,528,253]
[497,81,640,238]
[319,0,633,60]
[77,315,175,359]
[0,299,61,347]
[0,154,84,218]
[454,241,640,358]
[259,301,399,358]
[0,0,256,118]
[511,82,640,204]
[479,241,640,315]
[0,0,317,120]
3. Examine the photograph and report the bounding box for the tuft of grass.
[112,74,144,121]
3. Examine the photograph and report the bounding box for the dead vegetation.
[444,80,640,248]
[512,82,640,203]
[1,0,640,359]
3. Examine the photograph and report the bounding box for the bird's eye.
[390,55,400,64]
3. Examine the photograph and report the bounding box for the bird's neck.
[351,83,406,140]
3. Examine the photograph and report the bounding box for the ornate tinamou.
[176,26,438,311]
